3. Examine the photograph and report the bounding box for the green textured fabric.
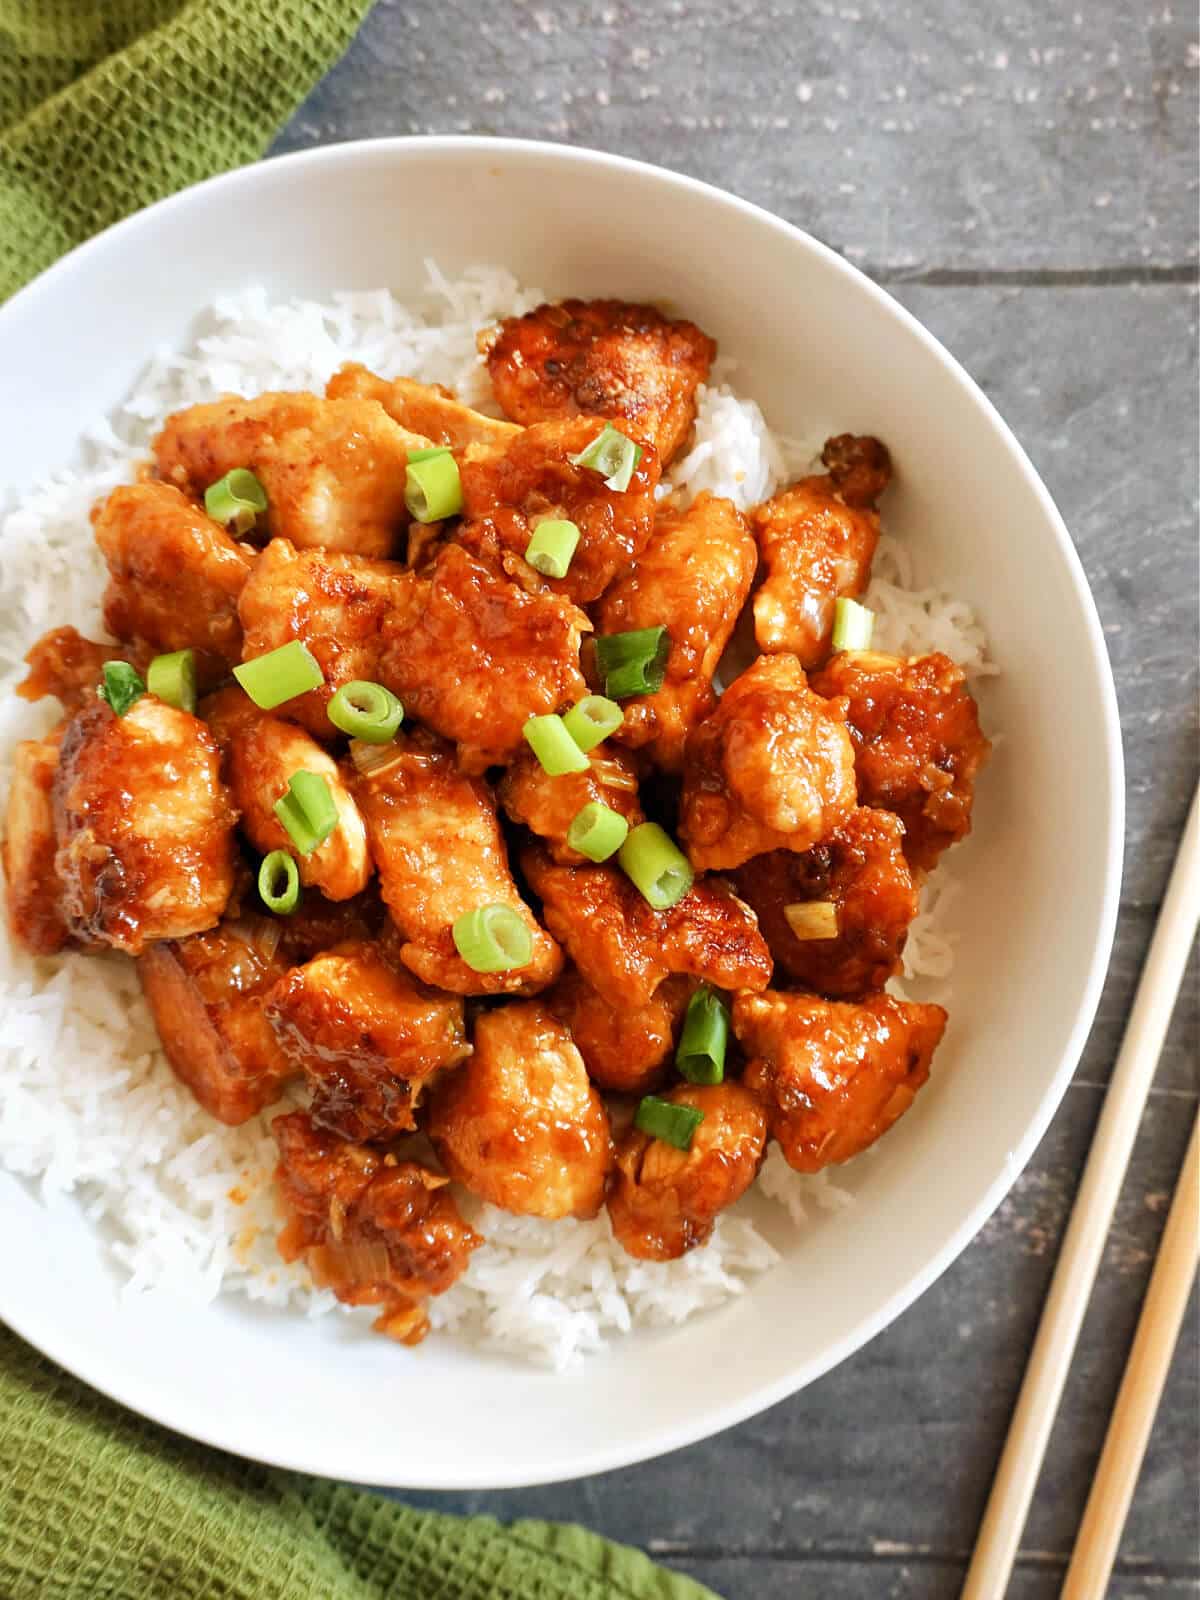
[0,1326,718,1599]
[0,0,373,299]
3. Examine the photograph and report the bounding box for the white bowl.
[0,137,1122,1488]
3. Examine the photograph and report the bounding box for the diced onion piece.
[566,801,630,863]
[635,1095,704,1151]
[562,695,624,752]
[146,648,197,714]
[568,423,644,492]
[258,850,301,915]
[224,912,284,960]
[618,821,694,910]
[204,468,267,535]
[591,754,639,793]
[327,679,403,742]
[831,597,875,652]
[524,518,580,579]
[523,713,590,775]
[233,641,324,710]
[784,901,839,941]
[452,904,533,974]
[594,626,670,699]
[273,771,338,856]
[675,986,730,1085]
[406,451,463,522]
[350,737,404,777]
[97,660,145,718]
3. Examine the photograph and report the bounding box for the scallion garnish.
[97,661,145,718]
[204,468,267,535]
[523,713,590,776]
[273,771,338,856]
[327,680,403,743]
[258,849,301,915]
[452,903,533,973]
[566,801,630,863]
[569,423,644,492]
[831,596,875,652]
[594,626,670,700]
[562,695,624,752]
[784,901,839,941]
[618,822,694,911]
[146,649,197,714]
[406,450,463,522]
[524,518,580,579]
[635,1094,705,1151]
[407,446,453,463]
[676,986,730,1085]
[233,641,324,710]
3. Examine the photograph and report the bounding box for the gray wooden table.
[274,5,1199,1593]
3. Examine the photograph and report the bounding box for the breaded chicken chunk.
[155,391,429,558]
[273,1111,482,1345]
[2,732,69,955]
[328,363,521,452]
[545,969,693,1095]
[678,654,858,872]
[428,1001,612,1220]
[483,298,715,463]
[16,627,146,715]
[266,941,468,1142]
[810,650,990,871]
[497,744,643,865]
[734,989,946,1171]
[751,434,891,667]
[356,729,561,995]
[522,843,771,1011]
[608,1082,767,1260]
[734,807,918,997]
[93,482,254,667]
[53,697,236,953]
[594,493,757,772]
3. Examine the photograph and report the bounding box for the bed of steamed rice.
[0,265,993,1370]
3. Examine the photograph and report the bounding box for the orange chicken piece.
[2,732,69,955]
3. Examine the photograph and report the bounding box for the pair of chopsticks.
[963,784,1200,1600]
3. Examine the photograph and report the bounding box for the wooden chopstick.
[1061,1106,1199,1598]
[961,783,1200,1600]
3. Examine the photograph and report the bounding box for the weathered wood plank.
[665,1556,1200,1599]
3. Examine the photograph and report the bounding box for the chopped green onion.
[327,680,403,743]
[524,518,580,579]
[635,1095,705,1151]
[406,451,463,522]
[594,626,670,699]
[233,641,324,710]
[562,695,624,752]
[618,822,694,910]
[566,801,630,863]
[204,468,267,536]
[569,423,644,492]
[97,661,145,718]
[258,850,300,915]
[146,649,196,714]
[452,903,533,973]
[523,713,590,775]
[407,446,452,463]
[831,597,875,652]
[676,986,730,1085]
[273,770,338,856]
[784,901,839,941]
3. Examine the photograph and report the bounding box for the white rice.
[0,266,992,1370]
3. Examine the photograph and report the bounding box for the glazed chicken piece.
[734,989,947,1171]
[266,941,468,1142]
[273,1111,482,1345]
[16,626,146,715]
[428,1001,612,1220]
[202,687,370,901]
[2,732,70,955]
[457,416,661,604]
[380,543,591,770]
[496,744,643,865]
[356,728,561,995]
[751,434,891,668]
[678,654,858,872]
[810,650,990,871]
[483,298,715,463]
[608,1082,768,1260]
[92,481,254,668]
[155,391,431,558]
[594,493,758,773]
[545,969,693,1095]
[327,363,522,452]
[734,807,918,997]
[522,843,771,1012]
[237,538,418,739]
[53,697,236,953]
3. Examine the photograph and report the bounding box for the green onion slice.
[452,903,533,973]
[676,986,730,1085]
[406,451,463,522]
[568,423,644,492]
[524,518,580,579]
[784,901,839,941]
[562,695,624,752]
[327,680,403,743]
[618,822,694,910]
[831,596,875,652]
[407,446,452,463]
[233,641,324,710]
[146,649,197,714]
[566,801,630,863]
[97,661,145,718]
[635,1095,705,1151]
[204,468,267,536]
[523,713,590,776]
[594,626,670,700]
[273,770,338,856]
[258,850,301,915]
